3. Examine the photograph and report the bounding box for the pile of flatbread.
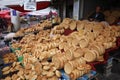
[6,18,120,79]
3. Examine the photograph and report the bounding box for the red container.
[105,46,119,53]
[116,37,120,47]
[64,29,74,36]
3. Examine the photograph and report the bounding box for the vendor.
[88,6,105,22]
[7,21,14,32]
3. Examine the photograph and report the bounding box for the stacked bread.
[6,18,120,79]
[3,61,61,80]
[15,20,52,37]
[103,10,120,24]
[69,64,91,79]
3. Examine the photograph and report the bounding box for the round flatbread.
[77,22,85,31]
[70,21,77,30]
[65,50,74,60]
[84,50,96,62]
[79,38,89,48]
[64,61,74,74]
[97,56,104,62]
[74,48,84,58]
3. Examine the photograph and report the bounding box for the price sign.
[24,0,36,11]
[12,10,17,16]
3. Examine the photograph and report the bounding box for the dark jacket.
[88,12,105,22]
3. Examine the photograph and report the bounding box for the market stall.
[0,18,120,80]
[0,0,120,79]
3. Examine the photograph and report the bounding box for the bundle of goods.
[103,10,120,24]
[3,18,120,80]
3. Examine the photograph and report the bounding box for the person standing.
[26,14,31,26]
[88,6,105,22]
[7,21,14,32]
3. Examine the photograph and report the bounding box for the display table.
[60,70,97,80]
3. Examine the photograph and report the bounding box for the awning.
[4,14,11,19]
[28,7,57,16]
[7,1,51,12]
[0,10,10,18]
